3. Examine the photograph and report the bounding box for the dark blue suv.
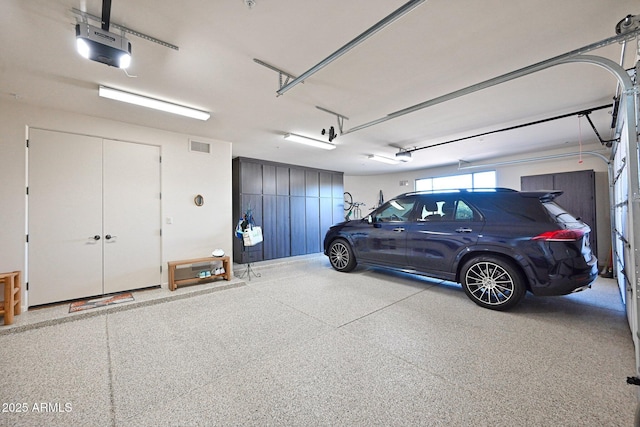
[323,189,598,310]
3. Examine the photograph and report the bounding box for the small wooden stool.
[0,271,22,325]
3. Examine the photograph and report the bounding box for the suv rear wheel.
[461,256,526,310]
[328,239,357,272]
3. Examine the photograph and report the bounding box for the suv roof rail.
[401,188,517,197]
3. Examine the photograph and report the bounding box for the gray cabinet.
[232,157,344,263]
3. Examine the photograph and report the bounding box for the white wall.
[0,100,233,304]
[344,143,612,266]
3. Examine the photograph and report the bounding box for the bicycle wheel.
[343,192,353,211]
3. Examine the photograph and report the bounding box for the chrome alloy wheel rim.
[329,242,349,270]
[465,261,514,306]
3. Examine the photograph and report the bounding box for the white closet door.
[28,129,104,305]
[103,139,161,294]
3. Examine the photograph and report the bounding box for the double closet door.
[28,129,161,306]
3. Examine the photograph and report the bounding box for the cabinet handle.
[90,235,101,240]
[105,234,117,240]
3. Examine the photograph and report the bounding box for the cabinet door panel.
[306,171,319,197]
[263,195,278,260]
[276,167,290,195]
[290,169,305,196]
[241,162,263,195]
[240,194,263,262]
[276,196,291,258]
[319,172,331,198]
[306,198,320,253]
[521,175,553,191]
[290,197,306,255]
[263,165,276,195]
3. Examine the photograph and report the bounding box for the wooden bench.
[0,271,22,325]
[168,256,231,291]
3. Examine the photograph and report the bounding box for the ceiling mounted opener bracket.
[253,59,303,96]
[71,8,179,50]
[316,106,349,135]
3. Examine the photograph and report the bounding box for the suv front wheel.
[328,239,357,272]
[461,256,526,310]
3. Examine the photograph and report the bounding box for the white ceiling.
[1,0,638,175]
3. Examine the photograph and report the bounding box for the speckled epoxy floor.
[0,254,636,426]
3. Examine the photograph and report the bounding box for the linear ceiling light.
[283,133,336,150]
[98,86,211,120]
[368,154,399,165]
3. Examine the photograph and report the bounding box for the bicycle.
[343,192,365,220]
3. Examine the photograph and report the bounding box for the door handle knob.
[91,235,101,240]
[105,234,117,240]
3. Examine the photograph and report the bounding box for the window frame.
[415,171,496,192]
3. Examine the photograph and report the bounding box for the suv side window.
[453,200,476,221]
[414,196,480,222]
[374,197,416,222]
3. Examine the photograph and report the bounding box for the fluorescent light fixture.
[283,133,336,150]
[98,86,210,120]
[368,154,399,165]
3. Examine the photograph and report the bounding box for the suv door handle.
[456,227,472,233]
[393,227,405,232]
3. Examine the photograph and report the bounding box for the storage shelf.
[168,256,231,291]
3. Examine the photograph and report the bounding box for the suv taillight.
[532,229,585,242]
